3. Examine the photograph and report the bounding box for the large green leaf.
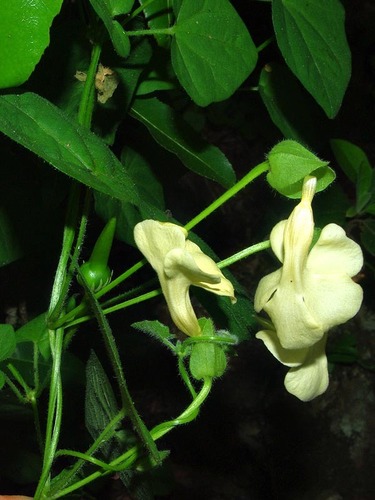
[171,0,258,106]
[0,93,140,204]
[272,0,351,118]
[130,97,235,188]
[0,0,63,89]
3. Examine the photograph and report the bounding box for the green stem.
[80,277,161,464]
[34,328,64,499]
[185,161,269,231]
[78,43,102,127]
[63,289,162,329]
[218,240,270,269]
[4,373,27,403]
[50,378,212,499]
[127,27,175,37]
[257,36,274,53]
[52,260,146,329]
[50,410,126,495]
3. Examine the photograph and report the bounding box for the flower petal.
[256,330,308,367]
[162,272,201,336]
[307,223,363,276]
[269,220,287,263]
[166,245,236,302]
[254,269,281,312]
[304,271,363,330]
[284,336,329,401]
[134,220,187,275]
[262,282,325,349]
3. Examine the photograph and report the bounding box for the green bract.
[266,140,335,198]
[0,0,63,89]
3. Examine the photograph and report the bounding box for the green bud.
[267,140,335,198]
[78,218,116,292]
[189,342,227,380]
[78,261,112,292]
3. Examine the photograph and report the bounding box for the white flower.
[254,176,363,401]
[134,220,236,337]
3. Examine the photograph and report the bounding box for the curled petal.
[134,220,187,275]
[162,272,201,337]
[307,223,363,276]
[284,336,329,402]
[254,269,281,312]
[256,330,308,367]
[269,220,287,263]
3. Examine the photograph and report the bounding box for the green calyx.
[188,318,230,380]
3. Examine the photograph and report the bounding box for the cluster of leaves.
[0,0,372,497]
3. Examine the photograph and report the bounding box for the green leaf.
[272,0,351,118]
[130,97,236,188]
[95,146,166,244]
[122,147,165,209]
[0,93,140,204]
[171,0,258,106]
[132,320,176,353]
[85,350,120,441]
[0,371,5,390]
[259,62,327,147]
[330,139,374,214]
[0,0,63,89]
[330,139,372,183]
[267,140,336,198]
[89,0,131,57]
[0,324,16,362]
[16,314,47,344]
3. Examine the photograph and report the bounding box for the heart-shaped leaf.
[172,0,257,106]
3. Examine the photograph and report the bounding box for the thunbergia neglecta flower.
[254,176,363,401]
[134,220,236,337]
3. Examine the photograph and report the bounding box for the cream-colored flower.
[134,220,236,336]
[254,176,363,400]
[256,329,328,401]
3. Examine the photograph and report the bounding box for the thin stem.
[3,373,27,403]
[218,240,270,269]
[50,378,212,499]
[53,260,146,329]
[63,289,162,329]
[50,410,126,495]
[127,27,175,37]
[80,276,161,464]
[78,43,102,127]
[257,36,274,53]
[185,161,269,231]
[34,328,64,499]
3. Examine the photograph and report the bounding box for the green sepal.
[266,140,335,198]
